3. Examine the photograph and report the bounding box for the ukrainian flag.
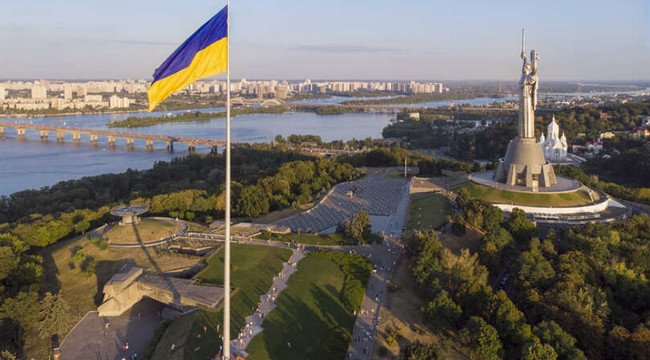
[148,5,228,111]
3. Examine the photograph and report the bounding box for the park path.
[230,247,306,357]
[346,180,410,360]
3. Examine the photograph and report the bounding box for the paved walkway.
[60,298,166,360]
[231,248,306,357]
[345,178,411,360]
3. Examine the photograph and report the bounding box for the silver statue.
[518,29,538,139]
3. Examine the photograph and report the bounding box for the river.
[0,109,396,195]
[2,89,646,196]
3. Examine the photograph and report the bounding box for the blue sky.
[0,0,648,81]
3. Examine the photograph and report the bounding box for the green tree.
[522,343,558,360]
[423,290,462,328]
[460,316,503,360]
[400,341,445,360]
[0,291,40,345]
[38,292,72,339]
[236,185,270,218]
[0,247,18,281]
[74,220,91,234]
[344,210,371,241]
[533,321,586,360]
[506,208,536,244]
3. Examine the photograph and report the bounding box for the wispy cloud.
[290,44,397,54]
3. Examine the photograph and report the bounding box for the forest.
[407,189,650,359]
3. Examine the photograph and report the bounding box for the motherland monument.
[494,30,557,188]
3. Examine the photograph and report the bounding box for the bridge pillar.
[73,132,81,143]
[108,136,116,147]
[210,145,219,153]
[89,134,98,146]
[166,141,174,152]
[56,131,64,142]
[39,130,48,141]
[17,128,26,139]
[126,138,134,150]
[145,139,153,151]
[188,143,195,152]
[0,126,4,137]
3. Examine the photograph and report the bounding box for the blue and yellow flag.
[148,5,228,111]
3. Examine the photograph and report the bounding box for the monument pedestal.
[494,137,557,188]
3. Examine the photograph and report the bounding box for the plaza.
[274,169,409,234]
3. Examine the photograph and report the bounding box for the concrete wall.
[494,198,624,216]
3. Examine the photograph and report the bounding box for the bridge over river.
[0,121,233,152]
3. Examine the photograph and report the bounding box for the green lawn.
[408,194,452,231]
[456,181,592,207]
[246,254,366,360]
[103,218,177,244]
[150,244,292,359]
[255,231,382,245]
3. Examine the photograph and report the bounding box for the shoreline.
[0,108,150,119]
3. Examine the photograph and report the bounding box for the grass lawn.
[103,218,177,244]
[408,194,452,231]
[255,231,381,245]
[245,255,360,360]
[456,181,592,207]
[150,244,292,359]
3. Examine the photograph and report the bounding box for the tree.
[506,208,536,244]
[451,213,466,236]
[236,185,269,218]
[0,291,40,345]
[423,290,462,328]
[522,343,558,360]
[74,220,91,234]
[344,210,371,241]
[460,316,503,360]
[38,292,72,339]
[0,247,18,281]
[400,341,445,360]
[533,321,586,360]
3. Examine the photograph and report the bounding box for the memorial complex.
[494,31,557,189]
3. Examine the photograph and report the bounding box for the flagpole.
[223,0,231,358]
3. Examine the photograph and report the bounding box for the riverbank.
[341,92,496,105]
[0,108,149,119]
[106,106,290,128]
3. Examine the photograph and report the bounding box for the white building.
[109,95,130,108]
[539,116,568,162]
[31,85,47,100]
[0,85,5,101]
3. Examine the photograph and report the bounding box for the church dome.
[548,116,559,133]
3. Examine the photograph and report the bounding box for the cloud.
[290,44,397,54]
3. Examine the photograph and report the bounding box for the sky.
[0,0,648,81]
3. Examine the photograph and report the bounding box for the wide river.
[2,90,645,196]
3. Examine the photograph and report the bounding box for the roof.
[137,274,224,307]
[105,266,143,286]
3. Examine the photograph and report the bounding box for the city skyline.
[1,0,649,81]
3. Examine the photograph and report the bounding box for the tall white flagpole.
[223,0,231,358]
